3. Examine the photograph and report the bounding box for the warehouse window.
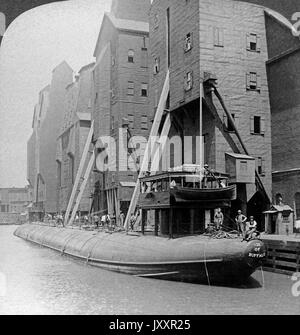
[127,81,134,96]
[184,32,193,52]
[128,49,134,63]
[141,47,148,68]
[185,72,193,91]
[141,115,148,130]
[154,57,160,74]
[250,116,265,135]
[214,27,224,47]
[247,33,260,52]
[141,83,148,97]
[128,114,134,129]
[256,157,265,176]
[227,114,236,132]
[246,72,261,91]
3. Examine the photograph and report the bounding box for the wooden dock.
[261,234,300,275]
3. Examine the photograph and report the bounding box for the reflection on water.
[0,226,299,315]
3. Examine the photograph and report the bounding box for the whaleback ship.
[15,166,266,285]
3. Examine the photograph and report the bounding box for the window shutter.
[250,116,254,134]
[246,73,251,90]
[256,35,261,52]
[246,33,251,51]
[256,74,261,91]
[261,117,266,135]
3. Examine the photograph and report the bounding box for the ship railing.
[139,171,229,194]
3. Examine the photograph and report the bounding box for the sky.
[0,0,111,188]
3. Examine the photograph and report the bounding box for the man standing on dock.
[214,208,224,230]
[235,210,247,238]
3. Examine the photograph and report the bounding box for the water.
[0,225,299,315]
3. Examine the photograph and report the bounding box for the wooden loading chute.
[123,70,170,230]
[64,121,95,226]
[203,77,270,206]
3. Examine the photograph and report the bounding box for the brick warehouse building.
[148,0,273,230]
[263,8,300,222]
[56,63,94,215]
[91,0,151,222]
[27,61,73,215]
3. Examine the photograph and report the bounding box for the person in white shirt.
[244,216,259,241]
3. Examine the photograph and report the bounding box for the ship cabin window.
[141,83,148,97]
[185,72,193,91]
[128,49,134,63]
[184,32,193,52]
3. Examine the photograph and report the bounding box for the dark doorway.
[247,191,267,232]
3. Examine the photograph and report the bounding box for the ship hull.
[14,224,266,285]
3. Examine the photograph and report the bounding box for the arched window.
[128,49,134,63]
[295,193,300,219]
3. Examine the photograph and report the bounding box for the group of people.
[235,210,260,241]
[213,208,260,241]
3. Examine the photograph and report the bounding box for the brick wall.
[39,61,73,213]
[93,9,150,205]
[149,0,272,199]
[199,0,272,198]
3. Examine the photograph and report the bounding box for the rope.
[203,239,211,286]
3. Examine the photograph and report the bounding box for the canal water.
[0,225,299,315]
